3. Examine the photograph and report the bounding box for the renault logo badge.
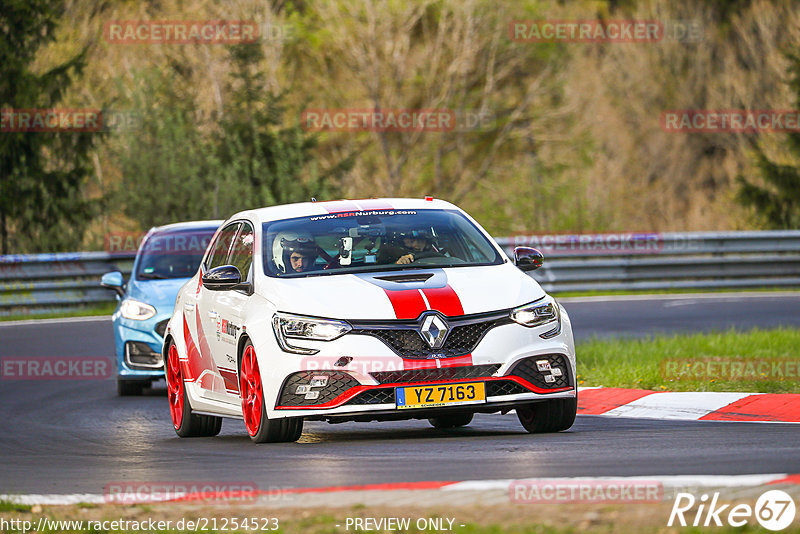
[418,312,448,349]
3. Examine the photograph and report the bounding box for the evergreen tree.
[736,51,800,229]
[215,42,353,213]
[0,0,101,253]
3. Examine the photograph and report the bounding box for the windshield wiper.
[137,273,170,279]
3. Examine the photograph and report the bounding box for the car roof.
[148,220,223,233]
[229,198,460,225]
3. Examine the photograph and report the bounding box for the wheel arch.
[237,333,252,373]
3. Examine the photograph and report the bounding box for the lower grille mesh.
[277,371,359,407]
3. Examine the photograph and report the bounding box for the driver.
[273,231,318,274]
[377,228,444,265]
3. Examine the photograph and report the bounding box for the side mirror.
[514,247,544,272]
[100,271,125,297]
[202,265,243,291]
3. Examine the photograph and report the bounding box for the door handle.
[183,303,195,312]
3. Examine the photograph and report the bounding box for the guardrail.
[1,230,798,316]
[0,252,135,316]
[495,231,800,293]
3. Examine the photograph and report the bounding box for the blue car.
[101,220,221,395]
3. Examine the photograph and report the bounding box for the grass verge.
[576,327,800,393]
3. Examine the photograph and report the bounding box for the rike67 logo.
[668,490,796,531]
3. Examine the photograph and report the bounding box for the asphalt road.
[1,293,799,495]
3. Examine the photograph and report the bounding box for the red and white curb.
[3,475,799,506]
[577,387,800,423]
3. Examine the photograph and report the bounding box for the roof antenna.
[311,197,317,202]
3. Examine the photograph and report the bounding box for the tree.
[736,50,800,229]
[0,0,101,254]
[214,42,353,214]
[113,70,217,226]
[113,43,354,230]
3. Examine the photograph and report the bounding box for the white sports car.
[163,198,577,442]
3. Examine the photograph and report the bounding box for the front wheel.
[165,341,222,437]
[516,396,577,434]
[239,342,303,443]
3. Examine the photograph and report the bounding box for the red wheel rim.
[166,344,183,430]
[240,346,263,436]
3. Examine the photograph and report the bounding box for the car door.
[191,222,240,401]
[209,221,255,402]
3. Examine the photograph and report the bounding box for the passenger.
[273,232,318,274]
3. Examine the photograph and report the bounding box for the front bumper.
[273,353,574,419]
[259,304,577,420]
[114,314,170,378]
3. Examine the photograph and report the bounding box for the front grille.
[352,314,511,359]
[277,371,360,407]
[486,380,529,397]
[155,319,169,338]
[371,364,501,385]
[344,388,396,405]
[510,354,572,389]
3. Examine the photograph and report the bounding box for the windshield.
[135,227,217,280]
[263,209,503,277]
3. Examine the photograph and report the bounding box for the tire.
[428,412,474,429]
[516,395,577,434]
[239,341,303,443]
[165,341,222,437]
[117,378,146,396]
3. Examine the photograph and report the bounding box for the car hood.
[268,263,545,320]
[127,277,192,312]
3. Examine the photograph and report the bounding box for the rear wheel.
[165,341,222,437]
[516,395,577,433]
[428,412,474,429]
[117,378,146,396]
[239,342,303,443]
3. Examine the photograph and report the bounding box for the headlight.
[272,313,352,355]
[510,297,560,329]
[120,299,157,321]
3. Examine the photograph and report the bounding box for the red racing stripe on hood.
[384,289,428,320]
[422,285,464,316]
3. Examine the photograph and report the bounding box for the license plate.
[396,382,486,410]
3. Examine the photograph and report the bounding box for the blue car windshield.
[135,228,217,280]
[263,209,503,277]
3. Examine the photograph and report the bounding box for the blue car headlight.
[120,298,157,321]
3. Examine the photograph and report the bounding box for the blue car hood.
[126,277,191,312]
